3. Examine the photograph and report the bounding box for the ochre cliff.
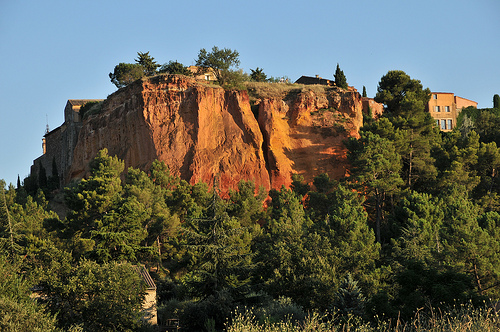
[68,75,363,193]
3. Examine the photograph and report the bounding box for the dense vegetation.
[2,69,500,331]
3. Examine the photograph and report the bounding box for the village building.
[187,65,217,82]
[426,92,477,131]
[32,99,103,187]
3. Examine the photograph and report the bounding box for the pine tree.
[182,186,253,298]
[374,70,440,190]
[332,273,366,318]
[362,86,367,98]
[63,149,149,262]
[346,131,404,242]
[135,51,159,76]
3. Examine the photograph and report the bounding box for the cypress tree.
[494,94,500,109]
[334,63,348,89]
[38,164,47,190]
[362,86,367,98]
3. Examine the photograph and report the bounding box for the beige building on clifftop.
[426,92,477,132]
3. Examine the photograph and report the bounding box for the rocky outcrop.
[68,75,363,193]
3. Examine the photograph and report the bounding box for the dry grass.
[226,304,500,332]
[244,82,329,101]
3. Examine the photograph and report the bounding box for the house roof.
[295,75,333,86]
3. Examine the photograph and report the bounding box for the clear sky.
[1,0,499,187]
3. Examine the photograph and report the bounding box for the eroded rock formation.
[68,75,364,193]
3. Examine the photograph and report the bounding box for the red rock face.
[68,75,363,194]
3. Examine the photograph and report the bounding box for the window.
[433,94,438,99]
[447,119,452,129]
[445,106,450,112]
[435,106,440,112]
[436,120,440,127]
[441,119,446,130]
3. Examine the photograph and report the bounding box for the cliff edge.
[67,74,363,193]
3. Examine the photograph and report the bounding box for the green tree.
[332,273,366,318]
[320,184,381,294]
[334,63,348,89]
[250,67,267,82]
[38,259,148,331]
[255,187,337,310]
[493,94,500,109]
[390,191,444,266]
[109,62,145,88]
[158,60,192,76]
[374,70,439,190]
[0,257,60,332]
[346,131,404,242]
[362,85,367,98]
[180,187,253,300]
[135,51,160,76]
[440,186,500,298]
[195,46,240,86]
[63,149,149,262]
[227,180,266,227]
[374,70,431,118]
[0,186,20,260]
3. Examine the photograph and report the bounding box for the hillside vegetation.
[2,68,500,331]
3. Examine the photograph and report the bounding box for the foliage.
[63,149,150,262]
[37,259,148,331]
[250,67,267,82]
[8,66,500,329]
[79,101,103,120]
[374,70,431,118]
[373,70,439,190]
[493,94,500,109]
[109,62,145,88]
[346,131,404,242]
[135,51,160,76]
[0,257,60,332]
[158,60,192,76]
[195,46,240,86]
[334,63,348,89]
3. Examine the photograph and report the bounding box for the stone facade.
[31,99,103,186]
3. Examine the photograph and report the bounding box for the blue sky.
[1,0,499,187]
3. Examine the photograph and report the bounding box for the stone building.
[31,99,103,187]
[362,97,384,118]
[187,65,217,82]
[426,92,477,131]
